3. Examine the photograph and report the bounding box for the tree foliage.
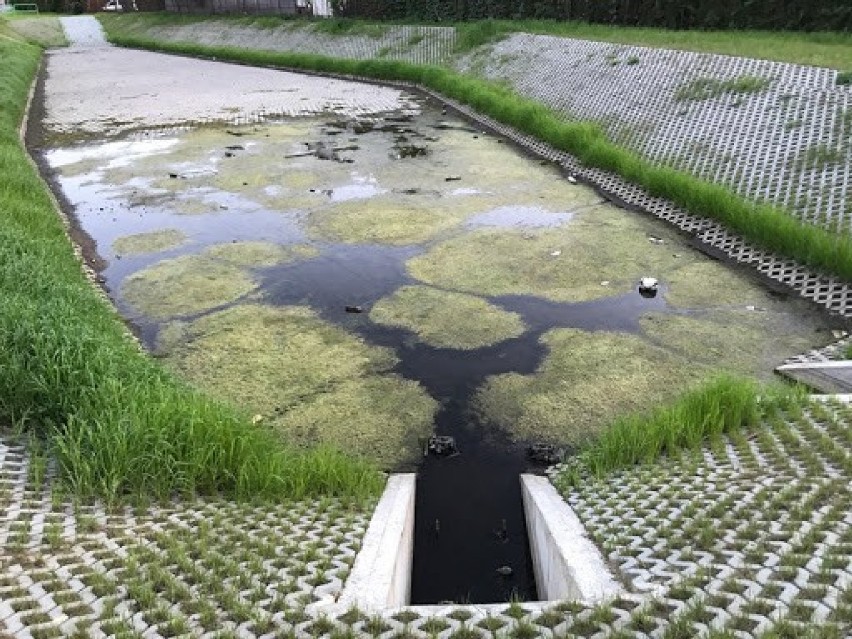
[337,0,851,31]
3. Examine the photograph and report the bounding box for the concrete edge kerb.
[809,393,852,403]
[319,473,416,614]
[778,361,852,370]
[521,474,622,604]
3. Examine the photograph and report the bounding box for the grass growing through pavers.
[98,15,852,282]
[0,439,376,637]
[98,14,852,69]
[0,22,383,501]
[4,418,849,639]
[555,374,784,482]
[553,397,851,638]
[674,75,772,101]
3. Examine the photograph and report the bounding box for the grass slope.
[101,13,852,69]
[99,14,852,282]
[453,19,852,69]
[0,23,382,501]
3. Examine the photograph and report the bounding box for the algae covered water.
[42,94,835,603]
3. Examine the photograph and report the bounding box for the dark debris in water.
[426,435,458,457]
[394,145,431,159]
[526,443,565,465]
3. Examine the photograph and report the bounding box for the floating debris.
[527,443,565,465]
[638,276,659,298]
[496,566,513,577]
[550,250,562,257]
[395,144,430,159]
[494,519,509,543]
[426,435,458,457]
[345,305,364,314]
[647,236,665,245]
[445,175,462,182]
[567,175,577,184]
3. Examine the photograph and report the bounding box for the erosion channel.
[39,87,836,604]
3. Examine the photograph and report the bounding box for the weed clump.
[202,241,318,267]
[640,310,820,376]
[475,328,694,444]
[370,285,525,349]
[113,229,187,256]
[122,254,256,319]
[555,375,804,484]
[407,204,684,302]
[674,75,772,101]
[310,197,467,245]
[161,304,437,466]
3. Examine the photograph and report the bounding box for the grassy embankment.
[99,14,852,282]
[103,12,852,69]
[1,13,68,47]
[0,21,383,502]
[451,18,852,69]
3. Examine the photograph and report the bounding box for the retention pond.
[40,86,837,604]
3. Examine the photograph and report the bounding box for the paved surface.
[59,15,108,48]
[777,362,852,393]
[46,17,417,139]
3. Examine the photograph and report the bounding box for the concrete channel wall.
[521,474,622,603]
[335,474,416,611]
[324,473,620,613]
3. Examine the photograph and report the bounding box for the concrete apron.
[308,473,621,616]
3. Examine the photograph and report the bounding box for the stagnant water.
[40,94,836,604]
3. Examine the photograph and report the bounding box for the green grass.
[0,23,382,502]
[97,16,852,282]
[838,71,852,86]
[555,375,805,485]
[674,75,772,101]
[0,13,67,48]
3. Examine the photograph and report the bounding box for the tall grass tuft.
[0,23,383,502]
[98,19,852,282]
[558,375,806,486]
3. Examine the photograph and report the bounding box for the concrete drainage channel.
[309,474,622,616]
